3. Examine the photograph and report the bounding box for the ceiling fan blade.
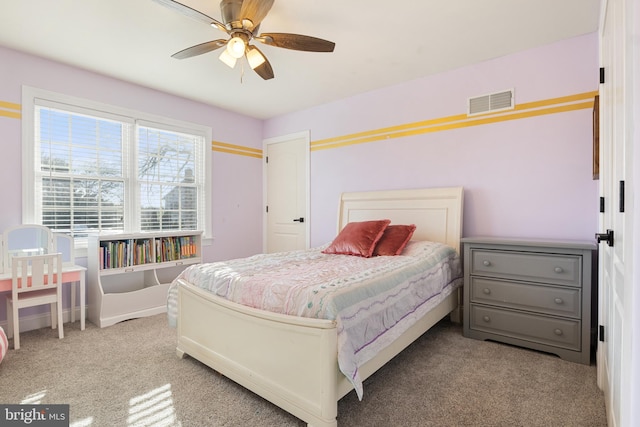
[257,33,335,52]
[250,47,274,80]
[153,0,227,33]
[239,0,274,29]
[171,40,228,59]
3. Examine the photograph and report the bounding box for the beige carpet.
[0,315,607,426]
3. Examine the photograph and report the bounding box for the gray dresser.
[462,237,596,364]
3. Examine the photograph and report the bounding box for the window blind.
[137,124,205,232]
[35,104,130,236]
[28,91,210,242]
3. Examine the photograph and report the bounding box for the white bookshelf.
[87,230,202,328]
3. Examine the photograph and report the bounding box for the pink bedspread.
[168,240,462,398]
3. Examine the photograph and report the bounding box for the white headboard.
[337,187,464,253]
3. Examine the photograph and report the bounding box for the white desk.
[0,264,86,330]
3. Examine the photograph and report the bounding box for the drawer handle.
[482,260,491,267]
[483,288,491,295]
[482,316,491,323]
[554,267,563,273]
[554,328,563,336]
[554,298,564,305]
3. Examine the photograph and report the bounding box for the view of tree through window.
[39,108,126,236]
[138,126,198,232]
[34,103,205,238]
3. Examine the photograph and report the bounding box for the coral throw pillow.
[373,224,417,256]
[322,219,391,257]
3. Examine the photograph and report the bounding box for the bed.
[169,186,464,426]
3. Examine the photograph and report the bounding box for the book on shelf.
[99,239,152,269]
[98,234,199,269]
[157,235,198,263]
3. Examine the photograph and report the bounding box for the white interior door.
[597,0,633,425]
[264,131,310,253]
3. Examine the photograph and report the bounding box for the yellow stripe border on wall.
[0,101,21,119]
[310,91,599,152]
[212,140,263,158]
[0,102,263,158]
[2,91,597,157]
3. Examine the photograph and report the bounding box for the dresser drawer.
[469,305,581,351]
[469,277,581,318]
[470,249,582,287]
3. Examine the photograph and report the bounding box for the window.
[22,87,212,246]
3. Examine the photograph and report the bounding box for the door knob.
[595,229,614,247]
[293,217,304,223]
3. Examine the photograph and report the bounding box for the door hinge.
[600,67,605,84]
[599,197,605,213]
[265,156,268,164]
[620,180,625,212]
[599,325,605,342]
[265,205,268,213]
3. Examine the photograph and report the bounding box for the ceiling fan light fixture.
[158,0,335,81]
[246,47,266,69]
[218,49,237,68]
[227,36,246,59]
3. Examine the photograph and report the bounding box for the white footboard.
[176,279,341,427]
[176,279,460,426]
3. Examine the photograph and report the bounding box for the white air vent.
[467,89,514,116]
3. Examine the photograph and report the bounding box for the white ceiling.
[0,0,600,120]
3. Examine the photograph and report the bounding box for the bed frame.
[175,186,464,426]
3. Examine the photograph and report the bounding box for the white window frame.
[21,86,212,252]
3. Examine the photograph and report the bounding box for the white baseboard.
[0,307,85,333]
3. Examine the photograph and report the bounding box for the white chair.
[6,253,64,350]
[53,233,78,323]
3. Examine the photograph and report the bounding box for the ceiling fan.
[153,0,336,80]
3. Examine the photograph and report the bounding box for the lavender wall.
[0,33,598,325]
[0,45,264,263]
[0,46,267,323]
[263,33,599,247]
